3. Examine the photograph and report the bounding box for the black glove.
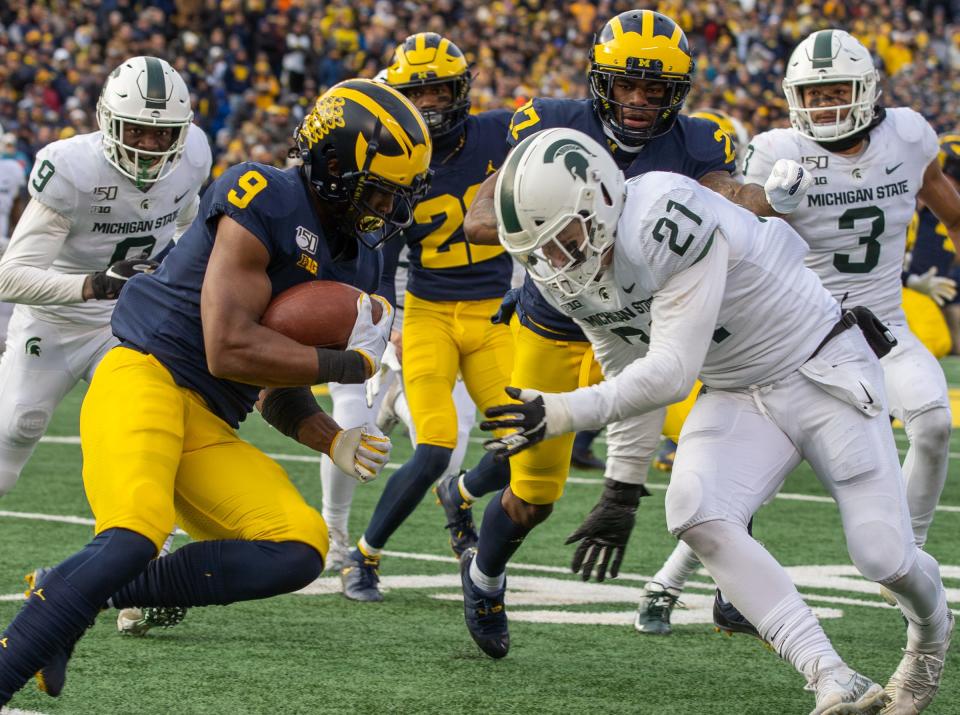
[565,478,649,582]
[89,259,160,300]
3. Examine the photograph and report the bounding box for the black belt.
[809,310,858,360]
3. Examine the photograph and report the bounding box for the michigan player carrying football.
[458,9,811,652]
[743,30,960,633]
[0,57,210,637]
[338,33,516,601]
[0,78,430,706]
[483,128,953,714]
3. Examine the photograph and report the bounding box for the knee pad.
[7,406,51,445]
[906,407,951,456]
[846,519,911,583]
[665,471,707,536]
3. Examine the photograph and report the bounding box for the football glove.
[89,258,160,300]
[763,158,813,214]
[907,267,957,306]
[480,386,573,459]
[364,340,401,408]
[330,425,392,483]
[566,479,649,582]
[347,294,394,378]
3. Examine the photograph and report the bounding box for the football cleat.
[459,548,509,659]
[652,438,677,472]
[24,568,76,697]
[325,528,351,573]
[434,471,478,557]
[881,611,953,714]
[340,550,383,602]
[570,448,605,471]
[375,379,403,436]
[633,582,681,636]
[713,589,762,641]
[806,664,888,715]
[116,606,188,637]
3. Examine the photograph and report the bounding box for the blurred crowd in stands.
[1,0,959,176]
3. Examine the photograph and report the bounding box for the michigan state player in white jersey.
[743,30,960,565]
[0,56,210,500]
[475,128,952,714]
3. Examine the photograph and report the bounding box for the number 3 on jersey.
[416,184,503,269]
[227,170,267,209]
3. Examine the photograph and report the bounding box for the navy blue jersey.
[907,207,960,304]
[402,110,514,302]
[508,98,735,341]
[113,162,382,428]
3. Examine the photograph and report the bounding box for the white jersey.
[541,172,839,390]
[0,157,25,239]
[744,108,938,323]
[24,125,210,325]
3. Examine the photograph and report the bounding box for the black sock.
[461,451,511,499]
[363,444,452,549]
[475,489,532,577]
[0,528,155,704]
[109,540,322,607]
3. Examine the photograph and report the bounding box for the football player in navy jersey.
[457,9,814,658]
[338,33,517,601]
[0,79,431,706]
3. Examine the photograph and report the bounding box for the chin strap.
[815,105,887,152]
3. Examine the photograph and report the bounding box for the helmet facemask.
[396,75,471,142]
[98,110,189,186]
[590,67,691,146]
[520,211,615,298]
[784,78,878,142]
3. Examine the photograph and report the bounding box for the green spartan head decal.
[544,139,595,183]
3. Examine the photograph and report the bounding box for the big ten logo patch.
[296,226,319,274]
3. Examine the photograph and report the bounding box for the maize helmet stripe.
[811,30,834,69]
[498,135,540,234]
[143,56,167,109]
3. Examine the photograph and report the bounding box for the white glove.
[907,267,958,306]
[479,386,574,458]
[346,294,394,377]
[364,342,400,408]
[330,425,392,482]
[764,158,813,214]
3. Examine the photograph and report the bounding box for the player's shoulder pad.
[679,115,729,161]
[210,162,303,219]
[26,133,98,212]
[623,172,720,279]
[475,108,514,134]
[887,107,934,146]
[182,124,213,173]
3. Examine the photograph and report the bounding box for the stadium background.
[2,2,960,714]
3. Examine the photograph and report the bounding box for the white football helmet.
[495,128,625,297]
[97,56,193,184]
[783,29,880,142]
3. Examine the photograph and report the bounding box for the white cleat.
[881,612,954,714]
[325,528,351,573]
[807,665,888,715]
[117,606,187,636]
[375,379,403,436]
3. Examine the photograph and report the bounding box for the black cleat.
[459,549,509,659]
[434,472,478,557]
[570,449,605,471]
[712,589,762,641]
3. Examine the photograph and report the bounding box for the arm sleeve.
[0,198,85,304]
[563,232,730,431]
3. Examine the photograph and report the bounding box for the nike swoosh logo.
[885,163,903,175]
[858,381,874,405]
[174,190,190,203]
[623,283,636,293]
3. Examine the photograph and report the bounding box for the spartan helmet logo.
[543,139,595,183]
[25,337,41,356]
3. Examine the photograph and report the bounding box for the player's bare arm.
[201,215,344,386]
[699,170,778,217]
[463,170,500,245]
[917,157,960,254]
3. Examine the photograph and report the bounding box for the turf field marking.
[31,437,960,514]
[0,709,50,715]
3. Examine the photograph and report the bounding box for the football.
[261,280,383,350]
